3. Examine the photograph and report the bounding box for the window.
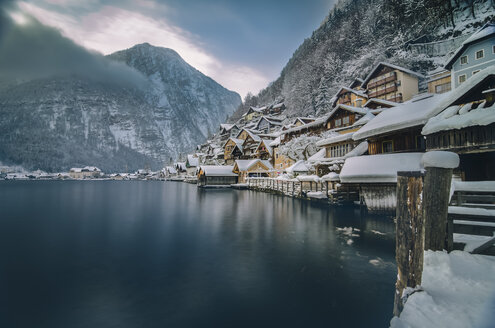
[472,70,480,75]
[458,74,467,84]
[475,49,484,60]
[416,135,425,150]
[460,56,468,65]
[382,140,393,153]
[335,118,342,127]
[435,83,451,94]
[493,45,495,54]
[342,116,350,125]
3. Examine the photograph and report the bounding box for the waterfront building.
[186,155,199,176]
[223,137,244,164]
[445,23,495,89]
[197,165,238,187]
[69,166,102,179]
[422,66,495,181]
[233,159,274,183]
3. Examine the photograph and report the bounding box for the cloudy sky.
[6,0,335,97]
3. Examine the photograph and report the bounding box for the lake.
[0,181,396,327]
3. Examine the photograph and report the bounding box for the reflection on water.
[0,181,396,328]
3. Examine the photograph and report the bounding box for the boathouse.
[197,165,237,187]
[233,159,274,183]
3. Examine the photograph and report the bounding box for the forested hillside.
[230,0,495,121]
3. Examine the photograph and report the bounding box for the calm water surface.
[0,181,396,327]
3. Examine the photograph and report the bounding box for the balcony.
[368,85,398,98]
[367,72,397,89]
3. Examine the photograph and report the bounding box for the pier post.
[394,171,424,317]
[422,151,459,252]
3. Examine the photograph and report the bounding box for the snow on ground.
[390,250,495,328]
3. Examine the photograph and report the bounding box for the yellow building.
[362,62,424,103]
[427,70,452,94]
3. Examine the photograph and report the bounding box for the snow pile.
[390,250,495,328]
[321,172,340,182]
[286,160,310,174]
[452,181,495,193]
[306,191,327,199]
[422,101,495,135]
[340,153,424,183]
[297,175,321,182]
[421,151,459,169]
[307,148,326,162]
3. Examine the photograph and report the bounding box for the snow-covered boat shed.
[197,165,237,187]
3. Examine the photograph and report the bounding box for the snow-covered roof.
[445,23,495,69]
[362,62,425,87]
[422,100,495,135]
[272,102,285,109]
[199,165,236,176]
[297,175,320,182]
[363,98,398,108]
[340,153,424,183]
[166,166,177,174]
[333,86,368,104]
[286,160,310,174]
[353,112,376,126]
[234,159,272,172]
[307,148,326,162]
[329,104,368,116]
[353,93,449,140]
[186,155,199,167]
[258,139,273,156]
[321,172,340,182]
[269,136,281,147]
[316,132,355,147]
[82,166,101,172]
[175,162,186,171]
[349,78,364,89]
[70,168,82,173]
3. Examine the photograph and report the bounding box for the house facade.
[362,62,423,103]
[445,23,495,89]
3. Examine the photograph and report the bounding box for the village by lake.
[0,180,397,327]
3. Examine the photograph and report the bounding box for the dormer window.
[475,49,484,60]
[460,56,468,65]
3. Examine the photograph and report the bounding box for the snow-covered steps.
[449,181,495,255]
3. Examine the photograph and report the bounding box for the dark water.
[0,181,396,328]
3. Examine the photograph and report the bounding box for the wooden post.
[422,151,458,252]
[394,171,424,317]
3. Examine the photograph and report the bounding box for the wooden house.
[351,93,451,155]
[223,137,244,165]
[269,137,295,172]
[186,155,199,176]
[324,104,369,132]
[362,62,424,103]
[219,124,240,141]
[292,117,316,127]
[363,98,397,110]
[255,139,273,161]
[427,69,452,94]
[69,166,102,179]
[241,131,262,159]
[243,106,264,122]
[332,86,368,108]
[422,67,495,181]
[233,159,274,183]
[270,102,286,115]
[197,166,237,187]
[254,116,283,134]
[349,78,364,90]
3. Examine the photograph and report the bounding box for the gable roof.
[363,98,398,109]
[445,23,495,69]
[234,159,272,172]
[186,155,199,167]
[199,165,236,176]
[292,117,316,125]
[349,78,364,89]
[362,62,425,87]
[256,139,273,156]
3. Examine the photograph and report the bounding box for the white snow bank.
[321,172,340,182]
[390,250,495,328]
[340,153,424,183]
[454,233,495,252]
[297,175,321,182]
[307,191,327,199]
[421,151,459,169]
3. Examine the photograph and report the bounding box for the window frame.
[460,55,468,65]
[458,74,467,84]
[472,70,480,76]
[382,140,393,153]
[475,49,484,60]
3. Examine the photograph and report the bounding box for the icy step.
[448,206,495,218]
[460,203,495,210]
[453,233,495,254]
[453,220,495,227]
[453,181,495,193]
[453,219,495,236]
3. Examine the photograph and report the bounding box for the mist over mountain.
[230,0,495,121]
[0,11,240,172]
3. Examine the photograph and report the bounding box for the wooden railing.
[246,177,333,199]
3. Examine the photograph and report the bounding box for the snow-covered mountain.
[0,43,241,172]
[230,0,495,121]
